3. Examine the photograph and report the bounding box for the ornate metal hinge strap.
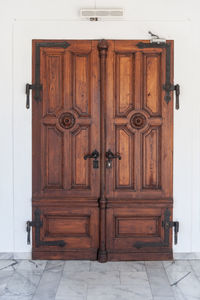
[26,208,66,247]
[25,41,70,108]
[137,42,180,109]
[134,208,179,249]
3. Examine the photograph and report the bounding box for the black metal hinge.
[25,84,42,109]
[134,208,179,249]
[162,219,179,245]
[137,41,180,109]
[25,41,70,109]
[26,208,66,247]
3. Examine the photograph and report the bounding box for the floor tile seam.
[88,261,91,271]
[188,260,200,282]
[85,282,89,300]
[162,261,179,300]
[53,261,65,300]
[119,269,122,285]
[144,261,154,300]
[30,260,48,300]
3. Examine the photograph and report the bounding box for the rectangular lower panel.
[32,206,99,259]
[106,206,172,258]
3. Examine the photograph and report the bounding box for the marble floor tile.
[55,276,87,299]
[32,261,64,300]
[164,261,200,300]
[146,263,174,297]
[62,270,120,287]
[87,284,153,300]
[0,296,32,300]
[120,270,148,285]
[189,260,200,278]
[15,260,47,275]
[153,297,175,300]
[0,269,15,296]
[90,261,145,272]
[56,297,85,300]
[0,260,47,298]
[63,260,91,273]
[0,253,14,260]
[163,260,191,274]
[0,260,17,271]
[1,271,41,297]
[145,261,164,269]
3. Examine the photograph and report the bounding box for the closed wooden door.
[32,40,173,261]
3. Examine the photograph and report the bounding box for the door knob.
[84,149,99,169]
[105,149,121,168]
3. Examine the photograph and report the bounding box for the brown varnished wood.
[105,40,173,260]
[32,40,100,260]
[32,39,174,261]
[97,40,108,262]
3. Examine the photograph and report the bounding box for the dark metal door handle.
[84,149,99,169]
[105,149,121,168]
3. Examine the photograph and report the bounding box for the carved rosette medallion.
[59,112,75,129]
[130,113,147,129]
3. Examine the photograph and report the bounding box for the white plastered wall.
[0,0,200,258]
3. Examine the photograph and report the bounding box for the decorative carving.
[34,41,70,102]
[130,113,146,129]
[59,112,75,129]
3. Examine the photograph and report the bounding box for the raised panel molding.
[42,51,64,117]
[142,126,161,190]
[72,53,91,117]
[71,126,91,189]
[115,53,135,117]
[44,214,90,238]
[143,53,161,116]
[115,126,135,190]
[43,125,64,190]
[115,216,160,238]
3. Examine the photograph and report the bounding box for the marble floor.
[0,259,200,300]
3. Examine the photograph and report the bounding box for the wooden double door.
[32,39,174,261]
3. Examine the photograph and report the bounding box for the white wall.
[1,0,200,257]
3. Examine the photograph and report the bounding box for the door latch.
[26,208,66,247]
[25,83,42,109]
[105,149,121,168]
[163,83,180,110]
[84,149,99,169]
[162,220,179,245]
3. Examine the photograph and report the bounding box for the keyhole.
[107,160,112,168]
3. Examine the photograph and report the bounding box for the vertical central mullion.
[97,39,108,262]
[134,51,143,191]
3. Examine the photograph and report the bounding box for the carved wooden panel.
[106,207,168,251]
[42,49,64,117]
[142,127,161,189]
[45,215,90,237]
[115,126,135,190]
[72,53,91,116]
[43,125,64,190]
[71,126,90,188]
[33,40,100,201]
[143,53,161,116]
[115,53,135,117]
[115,216,159,237]
[36,207,99,250]
[106,41,172,200]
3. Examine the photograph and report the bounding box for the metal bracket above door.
[25,41,70,109]
[136,41,180,109]
[26,208,66,247]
